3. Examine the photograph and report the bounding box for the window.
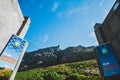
[113,2,119,11]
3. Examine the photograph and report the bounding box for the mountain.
[19,45,96,71]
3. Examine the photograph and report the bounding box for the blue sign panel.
[0,35,26,70]
[96,42,120,77]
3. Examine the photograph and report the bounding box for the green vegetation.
[15,59,101,80]
[0,68,12,80]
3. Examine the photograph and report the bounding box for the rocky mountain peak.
[19,45,96,71]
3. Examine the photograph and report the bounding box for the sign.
[96,42,120,77]
[0,35,28,79]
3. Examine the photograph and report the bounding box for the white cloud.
[57,2,90,18]
[81,5,90,15]
[66,7,81,17]
[98,0,105,7]
[94,41,98,46]
[4,52,11,57]
[89,31,96,39]
[89,32,98,46]
[4,65,10,68]
[57,6,88,18]
[51,2,59,12]
[102,9,109,17]
[57,12,64,18]
[42,35,48,43]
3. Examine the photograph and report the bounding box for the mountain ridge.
[19,45,96,71]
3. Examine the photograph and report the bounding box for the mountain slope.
[16,59,101,80]
[19,45,96,71]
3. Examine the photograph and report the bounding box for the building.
[0,0,30,79]
[94,0,120,79]
[94,0,120,62]
[0,0,30,54]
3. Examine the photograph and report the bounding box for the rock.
[19,45,96,71]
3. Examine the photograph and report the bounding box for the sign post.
[0,35,28,80]
[95,42,120,80]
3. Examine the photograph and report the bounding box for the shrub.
[43,70,64,80]
[0,68,12,80]
[65,73,80,80]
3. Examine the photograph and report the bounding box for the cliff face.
[19,45,96,71]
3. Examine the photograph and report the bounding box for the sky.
[18,0,115,52]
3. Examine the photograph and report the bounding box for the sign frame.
[0,34,28,80]
[95,42,120,80]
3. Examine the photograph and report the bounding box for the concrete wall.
[99,1,120,62]
[0,0,30,53]
[94,1,120,79]
[94,23,106,44]
[17,17,31,38]
[94,0,120,65]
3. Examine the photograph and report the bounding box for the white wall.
[0,0,24,53]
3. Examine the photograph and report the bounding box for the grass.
[15,59,101,80]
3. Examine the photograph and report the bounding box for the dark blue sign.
[96,42,120,77]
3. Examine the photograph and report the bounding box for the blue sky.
[18,0,115,51]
